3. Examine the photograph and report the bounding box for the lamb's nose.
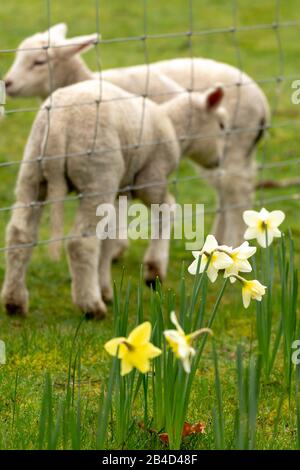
[5,79,13,89]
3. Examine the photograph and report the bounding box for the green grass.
[0,0,300,450]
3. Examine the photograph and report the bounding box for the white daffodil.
[164,311,212,373]
[241,279,267,309]
[188,234,233,283]
[243,208,285,248]
[224,241,257,283]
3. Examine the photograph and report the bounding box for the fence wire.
[0,0,299,254]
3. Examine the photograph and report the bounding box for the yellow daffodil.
[243,207,285,248]
[104,322,161,376]
[188,234,233,283]
[164,312,212,373]
[241,278,267,308]
[224,241,257,283]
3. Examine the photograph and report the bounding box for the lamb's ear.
[59,34,100,57]
[48,23,68,39]
[205,85,224,111]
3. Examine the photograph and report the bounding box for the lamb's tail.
[48,178,68,260]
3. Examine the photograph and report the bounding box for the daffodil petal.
[266,230,275,246]
[182,357,191,373]
[142,343,162,359]
[170,311,185,335]
[237,259,252,273]
[188,258,199,275]
[0,341,6,365]
[236,242,257,259]
[130,354,151,374]
[164,329,183,342]
[202,234,218,253]
[212,252,233,270]
[244,227,259,241]
[259,207,270,221]
[104,337,127,357]
[121,358,133,376]
[207,265,218,283]
[242,288,251,308]
[128,321,151,346]
[243,210,260,227]
[200,254,209,272]
[268,210,285,228]
[256,230,268,248]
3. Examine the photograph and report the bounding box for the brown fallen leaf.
[139,420,206,445]
[157,422,206,444]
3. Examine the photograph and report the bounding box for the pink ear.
[60,34,99,57]
[206,86,224,110]
[76,38,97,53]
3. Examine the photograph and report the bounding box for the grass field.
[0,0,299,450]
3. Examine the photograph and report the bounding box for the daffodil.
[164,312,212,373]
[188,234,233,283]
[104,322,161,376]
[243,208,285,248]
[224,241,257,283]
[231,277,267,308]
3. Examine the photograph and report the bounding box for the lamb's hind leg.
[210,132,256,246]
[1,182,47,316]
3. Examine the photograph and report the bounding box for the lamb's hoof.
[85,310,106,321]
[144,261,164,290]
[5,303,27,317]
[85,312,96,320]
[84,300,107,321]
[145,278,160,290]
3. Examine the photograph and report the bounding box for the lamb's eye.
[219,122,225,131]
[33,60,47,67]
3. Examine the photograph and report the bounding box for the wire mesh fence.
[0,0,299,254]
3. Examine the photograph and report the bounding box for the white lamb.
[1,79,226,318]
[4,24,270,245]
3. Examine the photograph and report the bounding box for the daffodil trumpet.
[229,274,267,309]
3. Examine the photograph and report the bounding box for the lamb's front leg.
[1,186,46,316]
[66,194,122,320]
[98,198,129,302]
[143,193,176,287]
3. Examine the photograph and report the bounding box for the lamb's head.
[167,86,228,169]
[4,24,97,99]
